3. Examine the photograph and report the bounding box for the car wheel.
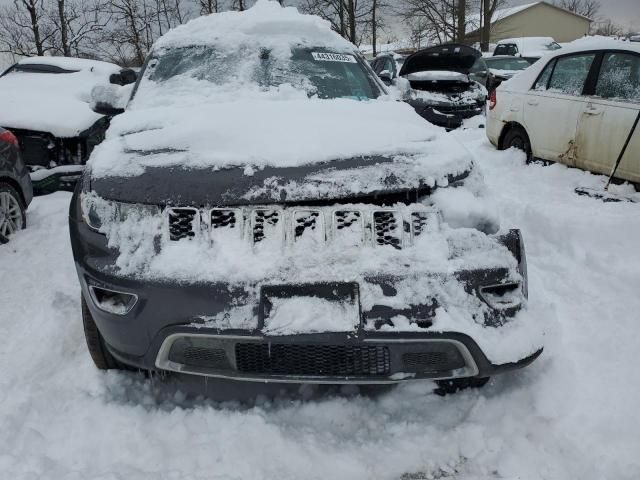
[0,182,26,244]
[82,295,128,370]
[434,377,490,396]
[502,125,532,162]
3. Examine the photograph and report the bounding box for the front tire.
[502,125,532,162]
[81,295,125,370]
[0,183,26,244]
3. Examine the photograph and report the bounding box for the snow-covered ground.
[1,120,639,479]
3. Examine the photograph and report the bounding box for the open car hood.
[400,44,481,77]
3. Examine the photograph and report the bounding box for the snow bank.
[0,57,121,137]
[2,123,640,478]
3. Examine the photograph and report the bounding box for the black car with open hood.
[372,44,488,129]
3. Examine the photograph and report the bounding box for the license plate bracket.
[259,282,361,335]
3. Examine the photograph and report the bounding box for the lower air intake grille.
[236,343,390,377]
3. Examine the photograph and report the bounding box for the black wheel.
[81,295,125,370]
[434,377,490,396]
[0,182,26,244]
[502,125,532,162]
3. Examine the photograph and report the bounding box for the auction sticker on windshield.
[311,52,357,63]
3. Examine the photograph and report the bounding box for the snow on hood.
[0,57,121,137]
[406,71,470,82]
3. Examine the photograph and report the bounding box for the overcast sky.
[0,0,637,35]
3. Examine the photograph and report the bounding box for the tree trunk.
[339,0,345,37]
[347,0,356,43]
[371,0,376,56]
[481,0,491,51]
[57,0,70,56]
[456,0,465,43]
[22,0,44,56]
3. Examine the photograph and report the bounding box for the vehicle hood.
[400,44,481,76]
[88,97,474,204]
[0,68,117,138]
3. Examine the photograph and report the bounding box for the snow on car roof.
[0,56,122,137]
[155,0,353,53]
[500,36,640,93]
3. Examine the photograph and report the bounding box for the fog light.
[88,285,138,315]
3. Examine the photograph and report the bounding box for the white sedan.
[486,40,640,185]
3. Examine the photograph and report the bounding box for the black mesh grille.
[236,343,390,377]
[211,209,237,229]
[402,348,466,372]
[335,210,361,229]
[411,212,430,237]
[253,210,280,243]
[294,210,320,238]
[183,347,229,368]
[373,211,401,249]
[168,208,198,241]
[168,341,230,369]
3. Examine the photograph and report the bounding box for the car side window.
[533,59,555,90]
[547,53,596,96]
[595,52,640,102]
[371,58,382,74]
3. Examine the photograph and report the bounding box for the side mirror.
[378,69,393,85]
[109,68,138,86]
[90,85,127,116]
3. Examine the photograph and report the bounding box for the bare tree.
[592,18,623,36]
[198,0,219,14]
[0,0,54,56]
[554,0,600,19]
[301,0,371,44]
[479,0,507,51]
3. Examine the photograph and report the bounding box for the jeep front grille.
[165,206,439,248]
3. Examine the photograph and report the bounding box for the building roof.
[467,1,593,34]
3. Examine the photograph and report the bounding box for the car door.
[522,52,598,163]
[574,50,640,183]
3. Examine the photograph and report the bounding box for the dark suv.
[69,4,541,393]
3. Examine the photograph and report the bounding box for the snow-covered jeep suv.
[69,2,542,393]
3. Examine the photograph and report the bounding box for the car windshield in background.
[149,47,379,100]
[545,42,562,51]
[486,57,530,70]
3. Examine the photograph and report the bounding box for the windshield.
[146,46,379,100]
[546,42,562,51]
[486,58,530,70]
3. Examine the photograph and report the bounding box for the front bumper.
[70,207,543,384]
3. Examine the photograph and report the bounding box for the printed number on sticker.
[311,52,357,63]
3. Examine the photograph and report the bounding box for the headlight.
[80,193,160,231]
